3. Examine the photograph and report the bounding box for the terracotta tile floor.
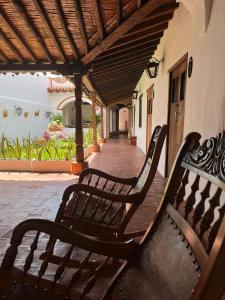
[0,136,166,262]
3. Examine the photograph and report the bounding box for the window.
[139,94,143,128]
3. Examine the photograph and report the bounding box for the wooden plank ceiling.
[0,0,178,105]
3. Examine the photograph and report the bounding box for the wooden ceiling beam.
[95,43,156,63]
[128,3,178,33]
[106,96,132,106]
[92,67,145,81]
[0,7,37,62]
[0,50,8,63]
[54,0,79,60]
[0,29,24,63]
[32,0,67,62]
[113,24,167,48]
[0,62,83,73]
[107,32,162,51]
[94,47,153,67]
[10,0,53,63]
[92,65,148,81]
[93,65,146,80]
[103,90,134,100]
[98,38,158,59]
[74,0,89,54]
[92,0,104,40]
[95,75,143,89]
[101,90,135,99]
[81,0,175,65]
[116,0,122,26]
[123,15,171,38]
[93,55,150,72]
[94,73,141,85]
[100,84,139,93]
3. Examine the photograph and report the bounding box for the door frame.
[146,84,154,153]
[165,53,188,177]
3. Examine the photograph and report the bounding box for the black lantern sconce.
[132,90,138,99]
[145,57,163,79]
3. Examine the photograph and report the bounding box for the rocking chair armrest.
[63,183,144,204]
[1,219,138,271]
[79,168,138,186]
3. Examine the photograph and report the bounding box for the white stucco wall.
[132,0,225,176]
[119,107,129,131]
[0,74,52,139]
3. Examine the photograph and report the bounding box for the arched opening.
[63,101,92,128]
[119,107,129,135]
[109,104,129,138]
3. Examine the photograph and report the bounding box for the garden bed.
[0,145,93,173]
[0,129,98,173]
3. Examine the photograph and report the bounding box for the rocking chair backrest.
[106,131,225,300]
[129,124,168,196]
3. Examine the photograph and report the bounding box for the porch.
[0,137,166,263]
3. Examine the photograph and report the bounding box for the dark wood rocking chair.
[1,130,225,300]
[55,125,168,241]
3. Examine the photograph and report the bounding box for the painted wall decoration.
[3,110,8,118]
[45,111,52,118]
[24,111,29,118]
[15,106,23,116]
[34,110,40,117]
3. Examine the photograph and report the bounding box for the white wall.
[132,0,225,176]
[119,107,129,131]
[0,74,52,139]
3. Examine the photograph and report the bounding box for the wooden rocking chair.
[55,125,168,241]
[1,130,225,300]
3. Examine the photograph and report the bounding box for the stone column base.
[90,144,101,152]
[71,161,88,175]
[100,138,106,144]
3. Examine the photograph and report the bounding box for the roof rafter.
[32,0,67,62]
[94,53,151,70]
[0,29,24,63]
[54,0,79,60]
[73,0,89,54]
[116,0,122,26]
[95,46,154,66]
[92,0,104,40]
[107,96,132,105]
[81,0,173,65]
[10,0,53,63]
[94,74,141,85]
[0,49,8,63]
[92,64,147,79]
[123,15,172,38]
[99,38,158,59]
[113,24,167,48]
[0,6,37,62]
[0,62,83,73]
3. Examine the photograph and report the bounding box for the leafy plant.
[50,114,63,124]
[0,129,97,161]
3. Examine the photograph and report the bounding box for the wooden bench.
[0,130,225,300]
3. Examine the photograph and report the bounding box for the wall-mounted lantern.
[132,90,138,99]
[146,57,163,79]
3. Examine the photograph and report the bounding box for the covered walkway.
[0,137,166,262]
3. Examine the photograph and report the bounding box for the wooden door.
[167,58,187,175]
[146,86,154,152]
